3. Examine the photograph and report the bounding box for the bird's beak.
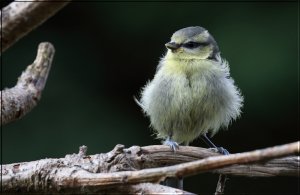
[165,42,180,51]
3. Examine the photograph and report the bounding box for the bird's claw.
[209,147,230,155]
[217,147,230,155]
[163,139,179,152]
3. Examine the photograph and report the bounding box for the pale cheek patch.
[184,45,213,59]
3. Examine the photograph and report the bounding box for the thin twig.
[0,42,55,125]
[214,151,229,194]
[0,0,70,52]
[215,156,299,177]
[214,174,228,195]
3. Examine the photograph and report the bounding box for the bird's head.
[165,26,220,61]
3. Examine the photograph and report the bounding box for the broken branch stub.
[0,42,55,125]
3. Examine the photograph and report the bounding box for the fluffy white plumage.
[137,26,243,146]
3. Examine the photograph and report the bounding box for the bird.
[136,26,243,154]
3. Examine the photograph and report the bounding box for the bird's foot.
[163,138,179,152]
[201,134,229,155]
[217,147,230,155]
[210,147,230,155]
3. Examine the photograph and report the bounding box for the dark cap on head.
[173,26,207,38]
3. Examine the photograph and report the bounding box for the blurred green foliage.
[1,2,298,194]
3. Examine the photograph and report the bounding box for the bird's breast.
[155,59,228,115]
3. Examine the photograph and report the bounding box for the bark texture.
[2,142,299,194]
[1,0,70,52]
[1,42,55,125]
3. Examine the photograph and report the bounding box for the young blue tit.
[136,26,243,152]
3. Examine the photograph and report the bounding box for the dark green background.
[1,2,298,194]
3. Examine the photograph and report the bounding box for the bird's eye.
[183,41,210,49]
[183,42,201,49]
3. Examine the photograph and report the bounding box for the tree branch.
[102,183,195,195]
[0,0,70,52]
[0,42,55,125]
[215,155,299,177]
[2,142,299,193]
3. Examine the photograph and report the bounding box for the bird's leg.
[200,134,229,155]
[163,135,179,151]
